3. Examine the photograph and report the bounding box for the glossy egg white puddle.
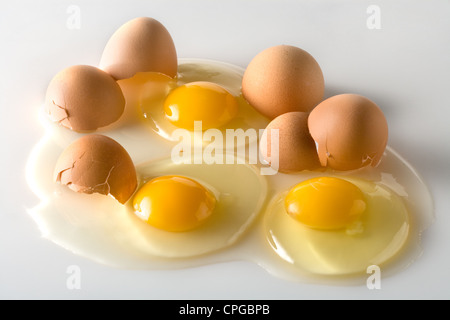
[26,59,434,284]
[265,176,410,276]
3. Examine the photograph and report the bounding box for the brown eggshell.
[54,134,138,204]
[260,112,321,173]
[242,45,324,119]
[45,65,125,132]
[99,17,177,80]
[308,94,388,171]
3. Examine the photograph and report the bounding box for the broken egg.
[54,134,137,204]
[100,17,178,80]
[45,65,125,132]
[260,112,321,173]
[123,156,268,259]
[27,55,433,285]
[308,94,389,171]
[264,175,411,276]
[242,45,324,119]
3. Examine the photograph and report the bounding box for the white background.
[1,0,449,299]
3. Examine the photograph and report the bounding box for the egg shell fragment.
[54,134,138,204]
[242,45,324,119]
[100,17,178,80]
[45,65,125,132]
[260,112,321,173]
[308,94,388,171]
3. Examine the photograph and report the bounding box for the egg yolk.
[132,175,216,232]
[285,177,366,230]
[163,81,239,131]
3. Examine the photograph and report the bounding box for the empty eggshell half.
[242,45,324,119]
[260,112,321,173]
[54,134,138,204]
[99,17,177,80]
[45,65,125,132]
[308,94,388,171]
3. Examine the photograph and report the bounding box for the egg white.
[264,176,410,276]
[26,60,434,282]
[125,156,268,258]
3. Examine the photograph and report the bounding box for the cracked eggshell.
[54,134,138,204]
[260,112,321,173]
[308,94,388,171]
[45,65,125,132]
[99,17,177,80]
[242,45,324,119]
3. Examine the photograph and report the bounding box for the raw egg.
[26,15,434,285]
[29,152,268,260]
[123,156,267,258]
[27,57,433,284]
[264,175,410,276]
[140,59,269,146]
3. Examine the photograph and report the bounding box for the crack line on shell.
[50,99,71,126]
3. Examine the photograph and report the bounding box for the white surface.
[1,0,449,299]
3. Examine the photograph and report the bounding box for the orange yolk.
[285,176,366,230]
[132,175,216,232]
[163,81,238,130]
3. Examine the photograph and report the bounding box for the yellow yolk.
[163,81,239,130]
[132,175,216,232]
[285,177,366,230]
